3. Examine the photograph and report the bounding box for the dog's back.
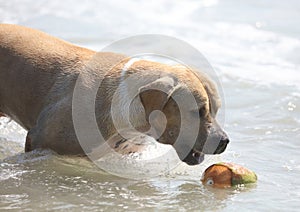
[0,24,95,129]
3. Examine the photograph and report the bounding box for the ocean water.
[1,0,300,211]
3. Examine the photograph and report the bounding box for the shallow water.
[1,0,300,211]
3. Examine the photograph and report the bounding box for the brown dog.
[0,24,229,165]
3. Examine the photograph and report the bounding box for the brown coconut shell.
[201,162,257,188]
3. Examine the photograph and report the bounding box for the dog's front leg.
[24,96,84,155]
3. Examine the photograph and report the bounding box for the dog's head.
[138,66,229,165]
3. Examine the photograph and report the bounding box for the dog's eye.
[190,106,207,117]
[199,106,206,117]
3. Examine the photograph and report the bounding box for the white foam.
[0,118,26,144]
[2,0,299,88]
[90,131,220,179]
[182,22,300,89]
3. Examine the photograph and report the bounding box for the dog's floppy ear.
[201,76,221,117]
[191,70,221,117]
[139,76,176,121]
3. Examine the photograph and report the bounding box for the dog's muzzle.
[214,134,230,154]
[182,132,230,166]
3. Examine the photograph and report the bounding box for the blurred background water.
[0,0,300,211]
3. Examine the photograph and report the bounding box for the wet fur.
[0,24,224,162]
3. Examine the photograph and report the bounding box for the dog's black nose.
[214,135,229,154]
[221,135,230,145]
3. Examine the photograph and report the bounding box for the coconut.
[201,162,257,188]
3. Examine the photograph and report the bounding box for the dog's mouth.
[182,149,205,165]
[182,137,229,165]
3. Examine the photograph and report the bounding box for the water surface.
[1,0,300,211]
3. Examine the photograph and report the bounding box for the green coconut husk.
[218,162,257,185]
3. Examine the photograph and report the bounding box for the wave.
[1,0,299,89]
